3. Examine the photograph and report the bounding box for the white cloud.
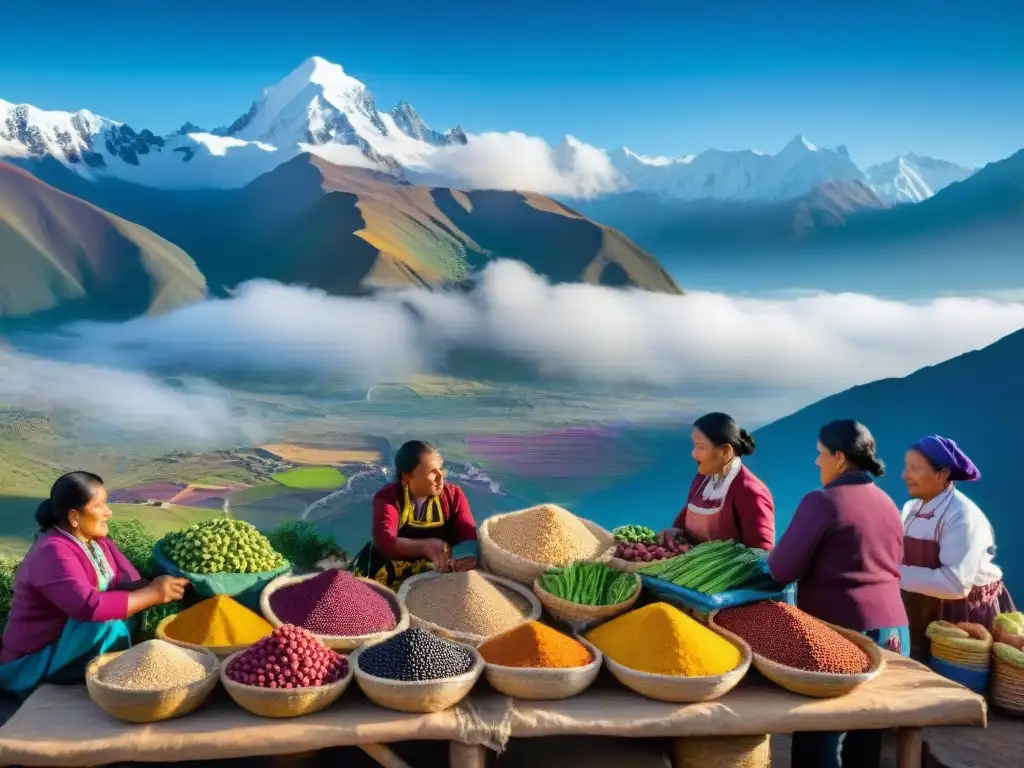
[0,348,261,447]
[408,133,624,198]
[31,261,1024,403]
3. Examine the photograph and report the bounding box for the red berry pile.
[614,537,689,563]
[226,625,348,689]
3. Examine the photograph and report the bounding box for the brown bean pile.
[716,602,871,674]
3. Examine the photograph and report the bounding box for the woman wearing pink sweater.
[0,472,188,697]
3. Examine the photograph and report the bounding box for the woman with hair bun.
[658,412,776,551]
[900,435,1014,657]
[768,420,909,768]
[0,472,188,697]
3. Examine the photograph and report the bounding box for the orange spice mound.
[479,621,592,669]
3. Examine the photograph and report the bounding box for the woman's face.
[403,450,445,498]
[67,484,112,540]
[815,441,844,487]
[691,428,732,476]
[902,449,948,500]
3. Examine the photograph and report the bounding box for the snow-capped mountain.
[0,56,981,202]
[865,153,975,203]
[0,57,467,189]
[611,135,867,202]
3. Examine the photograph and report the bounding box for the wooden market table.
[0,654,986,768]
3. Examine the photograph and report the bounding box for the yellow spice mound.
[490,505,604,566]
[163,595,273,647]
[586,602,741,677]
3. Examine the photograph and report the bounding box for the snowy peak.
[218,56,466,169]
[390,101,467,147]
[866,154,975,203]
[0,99,164,168]
[611,135,864,202]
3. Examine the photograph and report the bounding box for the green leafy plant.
[136,600,184,640]
[265,520,346,571]
[106,518,157,578]
[0,555,21,632]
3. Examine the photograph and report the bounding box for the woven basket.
[931,642,991,670]
[85,646,220,723]
[483,635,603,700]
[602,627,751,703]
[674,735,769,768]
[397,571,542,647]
[532,572,641,624]
[220,650,353,718]
[991,657,1024,716]
[709,611,884,698]
[260,572,410,651]
[155,615,266,660]
[350,639,484,713]
[479,507,615,586]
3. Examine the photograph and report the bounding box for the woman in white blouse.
[900,435,1015,657]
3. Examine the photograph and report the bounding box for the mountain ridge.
[1,57,975,202]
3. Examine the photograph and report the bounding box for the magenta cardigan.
[0,531,141,663]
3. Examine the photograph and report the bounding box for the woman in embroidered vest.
[768,420,909,768]
[900,435,1015,658]
[657,412,775,551]
[0,472,188,698]
[351,441,480,590]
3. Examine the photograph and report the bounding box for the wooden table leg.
[896,727,923,768]
[360,743,414,768]
[450,741,488,768]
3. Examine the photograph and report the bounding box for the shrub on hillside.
[0,555,21,631]
[266,520,346,571]
[106,518,157,578]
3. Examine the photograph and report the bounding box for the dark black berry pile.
[358,628,475,682]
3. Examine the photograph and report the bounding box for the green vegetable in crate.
[539,562,638,606]
[138,601,183,638]
[639,539,766,595]
[159,518,286,575]
[613,525,658,544]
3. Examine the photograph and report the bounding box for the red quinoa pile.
[716,601,872,674]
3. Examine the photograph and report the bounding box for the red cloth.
[0,532,140,663]
[672,465,776,551]
[371,482,478,561]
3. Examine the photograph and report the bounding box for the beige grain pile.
[489,505,605,565]
[100,639,209,690]
[405,572,525,637]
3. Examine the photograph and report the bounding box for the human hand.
[447,557,477,573]
[658,527,684,547]
[420,539,450,570]
[150,575,189,604]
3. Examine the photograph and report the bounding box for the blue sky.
[1,0,1020,168]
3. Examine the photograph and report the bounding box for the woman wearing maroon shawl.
[658,412,775,551]
[900,435,1014,657]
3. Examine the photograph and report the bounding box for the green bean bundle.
[639,540,769,595]
[539,562,638,606]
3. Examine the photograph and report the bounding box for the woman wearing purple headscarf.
[900,435,1015,657]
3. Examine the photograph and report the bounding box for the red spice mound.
[270,569,397,636]
[717,602,872,674]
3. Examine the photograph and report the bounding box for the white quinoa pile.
[405,571,525,636]
[490,505,604,565]
[100,639,208,689]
